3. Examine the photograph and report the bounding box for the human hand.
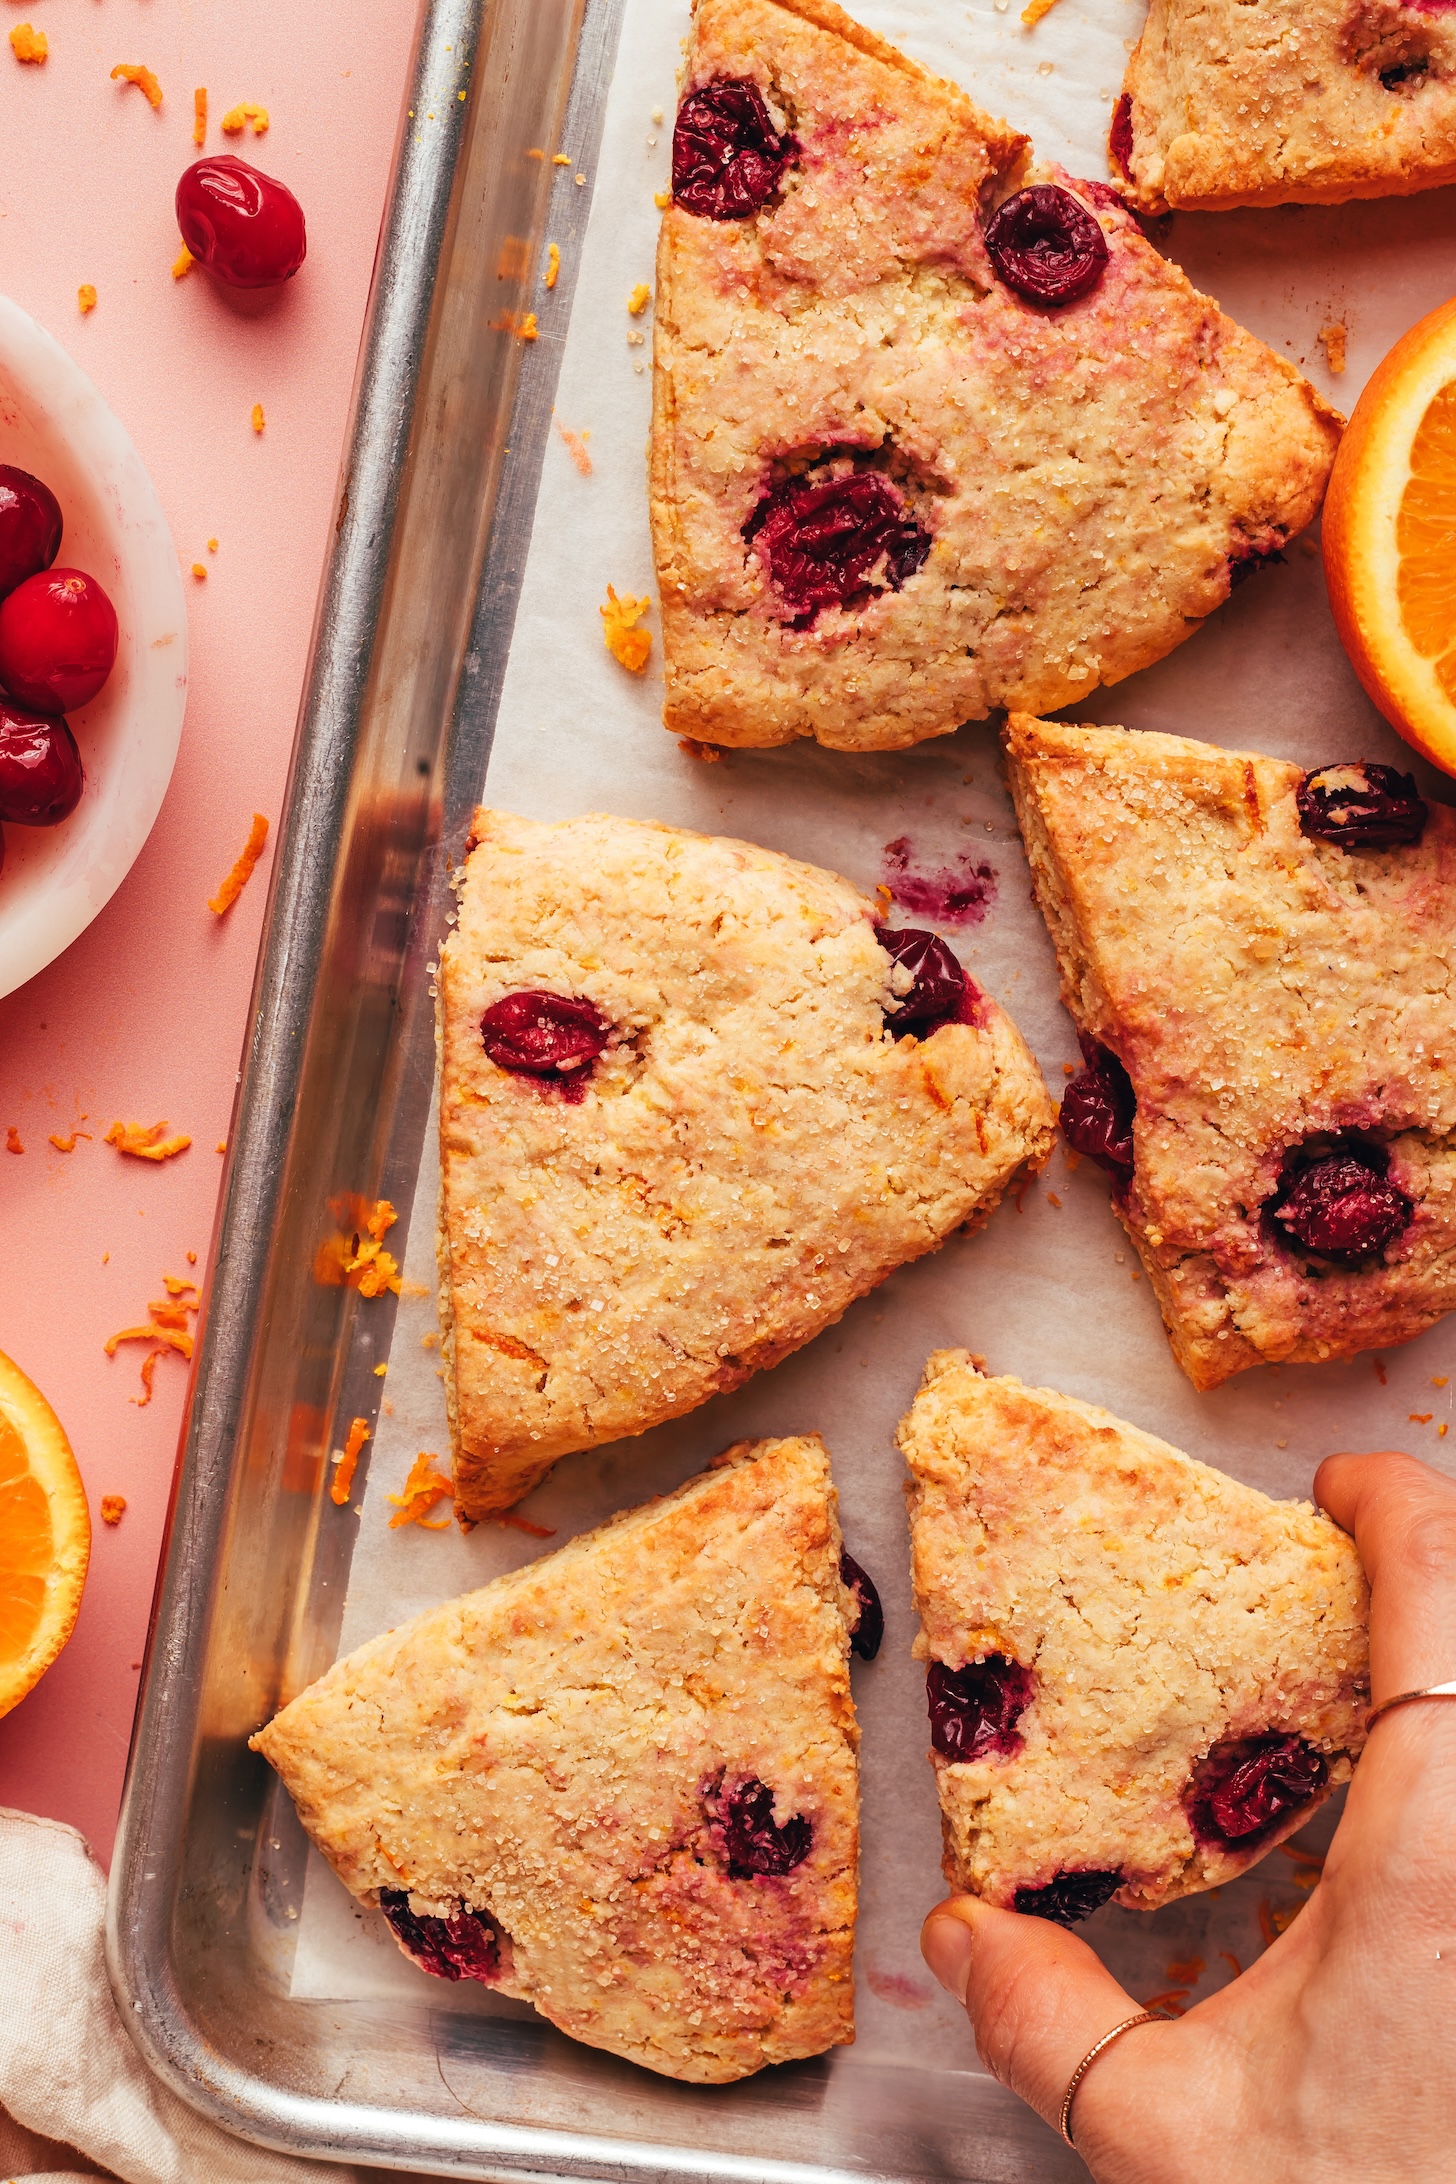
[919,1449,1456,2182]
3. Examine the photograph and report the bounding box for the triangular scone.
[649,0,1340,754]
[900,1354,1369,1920]
[251,1437,859,2084]
[1006,715,1456,1389]
[1113,0,1456,213]
[438,809,1054,1516]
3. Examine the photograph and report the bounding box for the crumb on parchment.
[209,812,269,913]
[601,584,652,672]
[1318,321,1347,374]
[111,62,163,108]
[556,421,592,475]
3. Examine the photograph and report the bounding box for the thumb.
[921,1894,1151,2132]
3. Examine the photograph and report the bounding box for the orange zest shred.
[105,1324,193,1361]
[556,422,592,475]
[172,244,195,279]
[112,62,163,108]
[1165,1956,1205,1985]
[519,311,538,341]
[627,282,650,316]
[10,24,47,64]
[1020,0,1062,21]
[552,152,571,165]
[193,85,207,145]
[78,286,97,316]
[316,1198,401,1298]
[221,101,269,136]
[1139,1989,1190,2016]
[653,189,671,209]
[497,1510,555,1538]
[387,1452,454,1529]
[104,1119,192,1161]
[48,1131,91,1152]
[101,1495,127,1525]
[366,1200,398,1241]
[600,584,652,672]
[1219,1950,1243,1980]
[330,1417,370,1506]
[1410,1411,1434,1424]
[162,1273,198,1296]
[5,1127,22,1154]
[544,242,560,289]
[191,562,207,580]
[252,402,265,433]
[209,812,269,914]
[133,1350,164,1406]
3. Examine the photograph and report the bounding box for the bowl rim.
[0,292,187,1001]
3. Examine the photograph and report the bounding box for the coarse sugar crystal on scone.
[1112,0,1456,214]
[436,807,1054,1517]
[1005,714,1456,1390]
[649,0,1340,754]
[250,1435,860,2084]
[899,1352,1369,1920]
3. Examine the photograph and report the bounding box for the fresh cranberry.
[707,1774,812,1877]
[1270,1147,1411,1262]
[1187,1734,1327,1848]
[0,467,61,601]
[1059,1034,1136,1187]
[1296,762,1427,849]
[0,705,82,825]
[926,1656,1035,1763]
[379,1889,501,1983]
[840,1550,883,1661]
[480,991,610,1099]
[1109,94,1135,180]
[1014,1870,1123,1925]
[0,569,117,713]
[876,923,971,1036]
[745,467,930,622]
[984,185,1109,307]
[672,76,796,219]
[176,155,307,288]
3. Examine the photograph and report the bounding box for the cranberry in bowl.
[0,295,186,998]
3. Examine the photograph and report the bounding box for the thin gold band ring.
[1367,1679,1456,1729]
[1059,2010,1164,2147]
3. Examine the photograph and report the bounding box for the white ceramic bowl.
[0,296,186,1000]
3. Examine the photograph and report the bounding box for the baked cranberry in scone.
[650,0,1338,752]
[1006,714,1456,1389]
[901,1354,1368,1917]
[252,1436,859,2084]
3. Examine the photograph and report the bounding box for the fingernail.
[921,1912,974,2007]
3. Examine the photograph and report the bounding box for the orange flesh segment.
[1396,379,1456,678]
[0,1410,52,1661]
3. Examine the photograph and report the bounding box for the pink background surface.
[0,0,418,1863]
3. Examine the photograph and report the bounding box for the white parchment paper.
[292,0,1456,2075]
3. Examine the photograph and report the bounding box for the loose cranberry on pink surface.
[709,1774,812,1877]
[1188,1733,1327,1848]
[0,705,82,825]
[745,466,931,623]
[876,925,968,1036]
[926,1655,1035,1763]
[1013,1869,1123,1926]
[984,184,1109,307]
[0,568,117,712]
[176,155,308,288]
[479,991,610,1099]
[1059,1033,1136,1187]
[379,1889,502,1983]
[672,77,796,219]
[1296,761,1428,848]
[1270,1148,1412,1262]
[0,465,61,600]
[840,1550,883,1661]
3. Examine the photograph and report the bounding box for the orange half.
[0,1349,90,1717]
[1324,294,1456,775]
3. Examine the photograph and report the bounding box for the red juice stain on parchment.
[882,835,996,925]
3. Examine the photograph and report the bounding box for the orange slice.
[1324,295,1456,775]
[0,1350,90,1718]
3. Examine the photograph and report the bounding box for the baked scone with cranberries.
[252,1435,861,2083]
[1112,0,1456,213]
[438,808,1054,1516]
[1006,715,1456,1390]
[900,1353,1369,1922]
[649,0,1340,754]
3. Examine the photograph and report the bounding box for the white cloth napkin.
[0,1809,362,2184]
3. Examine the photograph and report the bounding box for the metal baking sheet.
[108,0,1456,2174]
